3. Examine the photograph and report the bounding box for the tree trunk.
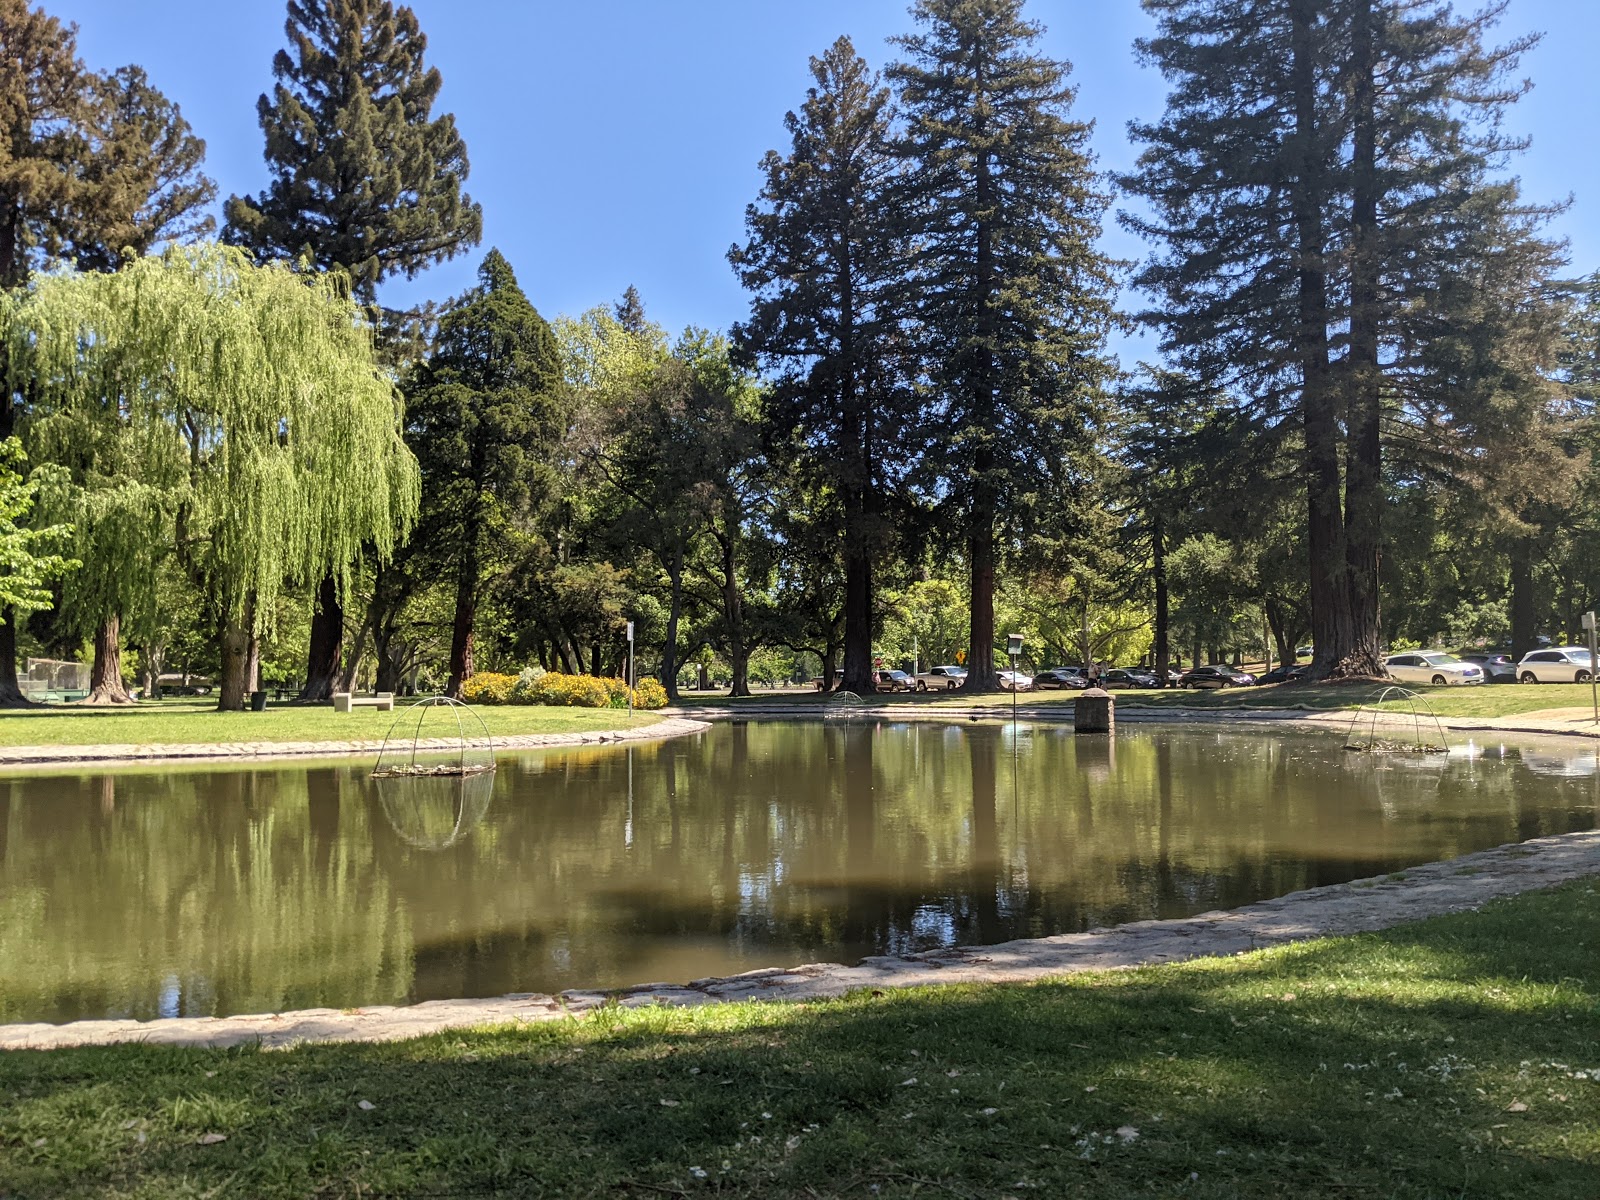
[1510,539,1536,659]
[82,614,136,705]
[444,556,478,699]
[1341,0,1386,677]
[219,624,251,712]
[964,488,999,691]
[1152,514,1169,686]
[719,522,753,698]
[1291,0,1352,680]
[661,547,684,701]
[300,575,343,701]
[0,609,28,707]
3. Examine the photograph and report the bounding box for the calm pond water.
[2,720,1596,1024]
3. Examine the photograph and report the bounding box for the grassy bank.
[681,681,1600,720]
[0,699,661,750]
[3,882,1596,1199]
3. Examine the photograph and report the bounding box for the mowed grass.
[684,681,1600,720]
[0,699,660,749]
[3,883,1597,1199]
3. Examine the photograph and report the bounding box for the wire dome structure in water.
[372,696,497,778]
[824,689,867,720]
[1344,686,1450,754]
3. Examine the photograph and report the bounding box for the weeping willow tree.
[3,243,420,709]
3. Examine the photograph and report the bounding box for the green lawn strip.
[0,700,661,750]
[687,682,1600,720]
[4,883,1596,1199]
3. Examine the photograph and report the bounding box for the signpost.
[626,621,635,723]
[1584,611,1598,726]
[1007,633,1024,729]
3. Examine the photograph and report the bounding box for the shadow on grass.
[4,882,1597,1199]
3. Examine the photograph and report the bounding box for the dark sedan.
[1102,668,1157,689]
[1459,653,1517,684]
[1033,668,1088,689]
[1257,664,1310,685]
[1178,665,1255,689]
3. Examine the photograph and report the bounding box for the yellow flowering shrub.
[633,677,669,710]
[460,672,518,705]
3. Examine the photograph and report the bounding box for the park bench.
[332,691,395,713]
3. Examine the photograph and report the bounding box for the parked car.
[913,665,967,692]
[1458,653,1516,684]
[1257,664,1310,685]
[1033,667,1087,689]
[1178,665,1254,689]
[1515,646,1598,684]
[1102,668,1156,689]
[998,669,1034,692]
[874,669,914,693]
[1384,651,1484,686]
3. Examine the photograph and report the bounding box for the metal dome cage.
[372,695,497,778]
[1344,686,1451,754]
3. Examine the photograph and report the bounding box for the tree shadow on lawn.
[3,885,1598,1199]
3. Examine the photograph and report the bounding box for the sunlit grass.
[3,881,1596,1198]
[0,698,660,749]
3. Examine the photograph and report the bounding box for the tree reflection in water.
[1,723,1596,1024]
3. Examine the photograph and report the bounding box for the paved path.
[0,716,710,769]
[6,828,1596,1052]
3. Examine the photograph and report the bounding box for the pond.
[2,720,1596,1025]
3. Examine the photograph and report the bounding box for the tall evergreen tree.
[68,66,215,272]
[1126,0,1559,678]
[226,0,483,700]
[405,250,563,698]
[731,36,910,697]
[0,0,92,704]
[888,0,1119,691]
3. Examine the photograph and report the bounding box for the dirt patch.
[6,828,1596,1052]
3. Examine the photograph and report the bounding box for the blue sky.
[52,0,1600,368]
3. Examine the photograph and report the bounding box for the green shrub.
[460,672,518,705]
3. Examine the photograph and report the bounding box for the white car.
[1384,651,1484,686]
[913,665,967,692]
[1515,646,1597,684]
[998,670,1033,692]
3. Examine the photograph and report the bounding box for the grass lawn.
[3,882,1596,1198]
[0,699,660,749]
[686,682,1600,721]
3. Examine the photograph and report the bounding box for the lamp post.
[1007,633,1024,729]
[1584,610,1597,726]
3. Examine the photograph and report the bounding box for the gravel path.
[6,828,1596,1052]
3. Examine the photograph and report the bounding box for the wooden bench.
[332,692,395,713]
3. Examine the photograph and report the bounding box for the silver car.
[1515,646,1597,684]
[1384,651,1483,686]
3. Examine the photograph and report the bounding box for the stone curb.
[6,828,1596,1052]
[0,716,710,770]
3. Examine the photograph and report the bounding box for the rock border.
[0,715,710,770]
[6,828,1596,1052]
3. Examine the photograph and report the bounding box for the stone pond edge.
[6,828,1597,1051]
[0,715,712,769]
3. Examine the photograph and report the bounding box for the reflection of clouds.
[1517,751,1600,779]
[373,771,495,850]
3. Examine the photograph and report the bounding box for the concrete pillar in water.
[1074,687,1115,734]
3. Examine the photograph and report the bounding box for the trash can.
[250,690,267,712]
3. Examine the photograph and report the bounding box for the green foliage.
[0,438,76,615]
[224,0,482,303]
[3,244,420,637]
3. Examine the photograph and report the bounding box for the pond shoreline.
[673,700,1600,743]
[0,715,710,770]
[6,827,1597,1052]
